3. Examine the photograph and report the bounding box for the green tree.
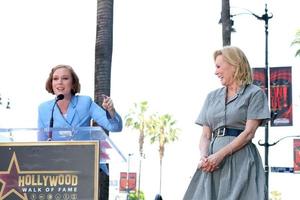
[125,101,149,200]
[147,113,180,195]
[125,101,149,157]
[128,190,145,200]
[291,29,300,57]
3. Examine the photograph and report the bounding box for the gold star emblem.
[0,152,28,199]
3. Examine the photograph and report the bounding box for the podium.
[0,127,126,200]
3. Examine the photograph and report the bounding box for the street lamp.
[126,153,133,200]
[231,4,273,199]
[250,5,273,200]
[266,135,300,147]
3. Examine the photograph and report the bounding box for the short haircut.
[213,46,252,86]
[45,64,81,95]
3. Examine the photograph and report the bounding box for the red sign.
[294,139,300,173]
[270,67,293,126]
[252,67,293,126]
[119,172,136,192]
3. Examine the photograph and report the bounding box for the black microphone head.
[56,94,64,101]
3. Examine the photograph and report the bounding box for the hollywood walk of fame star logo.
[0,152,79,200]
[0,152,27,199]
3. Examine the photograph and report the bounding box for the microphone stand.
[48,106,55,141]
[48,94,64,141]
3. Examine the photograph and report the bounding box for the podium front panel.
[0,141,99,200]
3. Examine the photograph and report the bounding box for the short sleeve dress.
[183,84,270,200]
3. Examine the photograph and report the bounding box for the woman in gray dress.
[183,46,269,200]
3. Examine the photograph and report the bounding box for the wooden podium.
[0,127,126,200]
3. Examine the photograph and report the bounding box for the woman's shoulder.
[67,95,93,111]
[207,87,225,97]
[246,84,265,94]
[247,83,262,90]
[38,99,54,110]
[72,95,93,106]
[75,95,93,101]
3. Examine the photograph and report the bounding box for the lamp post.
[251,5,273,200]
[126,153,133,200]
[231,4,273,199]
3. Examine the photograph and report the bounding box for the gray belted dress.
[183,84,270,200]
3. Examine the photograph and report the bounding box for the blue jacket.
[38,95,123,174]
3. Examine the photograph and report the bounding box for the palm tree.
[147,113,180,196]
[291,29,300,57]
[94,0,114,101]
[125,101,149,157]
[221,0,232,46]
[125,101,149,200]
[94,0,114,199]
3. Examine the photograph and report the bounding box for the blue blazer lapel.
[65,96,78,125]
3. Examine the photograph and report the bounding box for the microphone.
[48,94,64,140]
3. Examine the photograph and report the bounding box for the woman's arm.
[204,119,261,172]
[218,119,261,157]
[197,125,212,169]
[90,100,123,132]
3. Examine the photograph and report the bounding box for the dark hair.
[45,64,81,95]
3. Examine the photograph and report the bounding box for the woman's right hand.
[200,153,222,172]
[197,156,208,169]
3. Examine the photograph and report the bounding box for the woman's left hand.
[102,95,116,117]
[202,152,225,172]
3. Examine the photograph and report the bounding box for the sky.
[0,0,300,199]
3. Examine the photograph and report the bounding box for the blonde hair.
[45,64,81,95]
[213,46,252,85]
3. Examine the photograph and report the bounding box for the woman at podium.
[37,64,122,138]
[37,64,123,200]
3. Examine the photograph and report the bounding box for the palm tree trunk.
[221,0,231,46]
[137,156,142,200]
[95,0,114,102]
[94,1,114,200]
[159,158,162,195]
